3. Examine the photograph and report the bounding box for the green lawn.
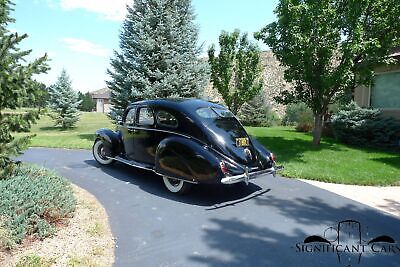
[15,112,114,149]
[16,113,400,185]
[247,127,400,186]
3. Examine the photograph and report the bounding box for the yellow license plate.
[236,137,249,147]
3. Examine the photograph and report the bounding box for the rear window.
[196,107,234,119]
[156,110,178,128]
[212,107,234,118]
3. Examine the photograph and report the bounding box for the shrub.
[238,93,281,127]
[283,102,314,132]
[0,164,76,249]
[295,110,314,132]
[331,102,400,149]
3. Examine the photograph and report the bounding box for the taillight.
[220,161,229,175]
[270,153,276,162]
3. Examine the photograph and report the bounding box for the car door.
[134,106,157,164]
[121,107,137,159]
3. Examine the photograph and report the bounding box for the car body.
[93,98,282,194]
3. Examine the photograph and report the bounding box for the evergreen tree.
[208,30,263,114]
[48,69,81,129]
[22,81,49,110]
[238,92,279,127]
[107,0,209,116]
[0,0,49,175]
[78,91,95,112]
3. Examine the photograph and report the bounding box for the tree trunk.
[312,113,323,145]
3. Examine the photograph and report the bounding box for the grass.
[15,254,55,267]
[15,112,400,185]
[247,126,400,186]
[86,221,104,237]
[15,112,114,149]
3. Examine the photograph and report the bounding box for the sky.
[11,0,279,92]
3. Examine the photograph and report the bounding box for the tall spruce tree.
[107,0,208,116]
[0,0,49,175]
[48,69,81,129]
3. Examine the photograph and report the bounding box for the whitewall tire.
[162,176,192,194]
[93,139,114,165]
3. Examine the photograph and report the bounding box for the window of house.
[156,110,178,128]
[371,72,400,109]
[137,107,154,126]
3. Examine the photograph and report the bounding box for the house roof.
[90,88,110,99]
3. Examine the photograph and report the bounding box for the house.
[354,48,400,119]
[90,88,111,113]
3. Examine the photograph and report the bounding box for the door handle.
[127,127,138,133]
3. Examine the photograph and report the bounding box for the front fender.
[95,128,122,156]
[155,136,223,184]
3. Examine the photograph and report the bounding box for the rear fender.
[249,136,274,168]
[95,128,123,156]
[155,136,223,184]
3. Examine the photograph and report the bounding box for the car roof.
[128,98,225,114]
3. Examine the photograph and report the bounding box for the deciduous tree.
[256,0,400,145]
[78,91,95,112]
[208,30,263,114]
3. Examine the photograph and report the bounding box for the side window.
[125,108,136,126]
[137,107,154,126]
[156,110,178,128]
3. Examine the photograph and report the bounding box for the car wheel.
[162,176,192,194]
[93,139,114,165]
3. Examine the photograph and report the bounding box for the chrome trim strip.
[129,126,192,139]
[159,175,198,184]
[111,156,154,171]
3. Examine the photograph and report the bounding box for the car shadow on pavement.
[189,195,400,267]
[84,159,271,207]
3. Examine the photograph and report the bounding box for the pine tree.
[0,0,49,175]
[107,0,209,116]
[238,92,279,127]
[48,69,81,129]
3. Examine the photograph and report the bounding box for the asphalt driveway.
[18,148,400,267]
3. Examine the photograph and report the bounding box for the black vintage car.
[93,99,281,194]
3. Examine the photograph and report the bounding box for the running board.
[111,156,154,171]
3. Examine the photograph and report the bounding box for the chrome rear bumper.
[220,165,284,185]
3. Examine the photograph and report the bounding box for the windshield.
[196,107,234,119]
